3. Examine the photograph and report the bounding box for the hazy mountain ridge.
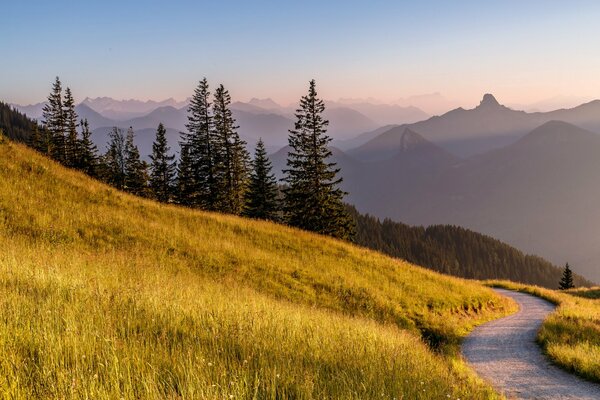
[336,121,600,282]
[352,93,600,159]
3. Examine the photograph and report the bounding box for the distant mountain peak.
[400,128,429,152]
[248,98,281,109]
[478,93,501,108]
[512,120,600,151]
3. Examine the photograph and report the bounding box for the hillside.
[0,138,514,398]
[0,101,38,143]
[349,207,593,289]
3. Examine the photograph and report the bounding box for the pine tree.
[176,143,195,206]
[63,87,79,167]
[42,77,65,162]
[244,138,279,220]
[183,78,220,209]
[78,119,99,177]
[212,84,249,215]
[28,124,48,154]
[150,123,177,202]
[103,127,127,189]
[283,79,354,239]
[124,127,148,196]
[559,263,575,290]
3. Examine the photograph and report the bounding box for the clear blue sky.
[2,0,600,107]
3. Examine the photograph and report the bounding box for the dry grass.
[0,140,515,398]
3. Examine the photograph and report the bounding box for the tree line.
[24,77,354,239]
[348,206,593,289]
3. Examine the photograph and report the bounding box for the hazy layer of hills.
[13,96,429,154]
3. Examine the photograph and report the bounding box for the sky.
[2,0,600,109]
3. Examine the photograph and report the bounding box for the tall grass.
[488,281,600,382]
[0,140,513,398]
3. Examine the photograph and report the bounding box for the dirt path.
[462,288,600,399]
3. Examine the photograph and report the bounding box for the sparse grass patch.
[487,281,600,382]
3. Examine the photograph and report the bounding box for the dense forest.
[0,101,38,143]
[348,206,593,288]
[1,89,594,288]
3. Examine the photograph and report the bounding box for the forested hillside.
[0,101,36,143]
[349,206,593,288]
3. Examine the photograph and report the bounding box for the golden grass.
[0,140,514,398]
[488,281,600,382]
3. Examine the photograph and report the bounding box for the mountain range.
[12,96,428,154]
[351,93,600,158]
[278,119,600,282]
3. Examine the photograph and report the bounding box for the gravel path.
[462,288,600,399]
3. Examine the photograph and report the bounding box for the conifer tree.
[63,87,79,167]
[244,138,279,220]
[559,263,575,290]
[124,127,148,196]
[150,123,176,202]
[183,78,220,209]
[212,84,249,214]
[29,125,48,154]
[176,143,195,206]
[42,77,65,162]
[103,127,127,189]
[78,119,99,177]
[283,79,354,239]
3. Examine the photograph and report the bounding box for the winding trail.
[462,288,600,399]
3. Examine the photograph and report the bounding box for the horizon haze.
[3,1,600,111]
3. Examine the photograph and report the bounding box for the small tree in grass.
[558,263,574,290]
[244,138,279,220]
[150,123,177,203]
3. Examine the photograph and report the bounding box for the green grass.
[0,140,515,399]
[488,281,600,383]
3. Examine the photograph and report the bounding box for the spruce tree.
[29,125,48,154]
[176,143,195,206]
[124,127,148,196]
[150,123,177,202]
[212,84,250,215]
[244,138,279,220]
[183,78,220,209]
[559,263,575,290]
[42,77,65,162]
[78,119,99,177]
[103,127,127,189]
[283,79,354,239]
[63,87,79,167]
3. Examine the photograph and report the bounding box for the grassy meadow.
[0,139,517,398]
[488,281,600,383]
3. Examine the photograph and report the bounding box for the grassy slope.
[0,139,515,399]
[488,281,600,382]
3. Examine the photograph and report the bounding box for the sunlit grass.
[488,281,600,382]
[0,141,514,398]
